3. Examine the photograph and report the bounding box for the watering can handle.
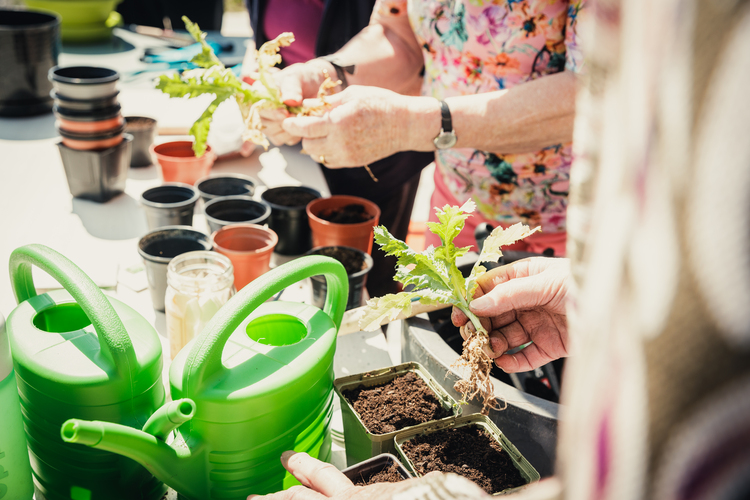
[9,244,138,379]
[183,255,348,394]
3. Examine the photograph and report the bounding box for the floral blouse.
[377,0,585,234]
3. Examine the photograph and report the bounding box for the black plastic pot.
[57,134,132,202]
[124,116,157,167]
[342,454,412,485]
[306,246,373,311]
[204,196,271,234]
[54,103,121,120]
[196,174,256,202]
[0,9,61,117]
[52,89,120,112]
[260,186,321,255]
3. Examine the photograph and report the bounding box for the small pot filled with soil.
[342,453,412,486]
[307,195,380,254]
[306,246,373,311]
[261,186,322,255]
[334,362,460,466]
[395,414,540,495]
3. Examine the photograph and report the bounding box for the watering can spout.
[61,399,202,498]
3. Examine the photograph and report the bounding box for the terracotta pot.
[307,195,381,254]
[211,224,278,290]
[152,140,216,185]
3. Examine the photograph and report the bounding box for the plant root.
[451,329,505,415]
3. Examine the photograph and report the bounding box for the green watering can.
[4,244,166,500]
[62,255,348,500]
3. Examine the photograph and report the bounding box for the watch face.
[434,131,458,149]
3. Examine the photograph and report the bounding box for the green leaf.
[359,292,422,331]
[183,16,222,69]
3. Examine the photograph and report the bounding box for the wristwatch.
[433,100,458,149]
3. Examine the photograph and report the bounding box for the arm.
[282,71,578,167]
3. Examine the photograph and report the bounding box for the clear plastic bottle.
[165,251,235,359]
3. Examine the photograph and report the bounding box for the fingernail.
[482,344,495,359]
[280,450,296,465]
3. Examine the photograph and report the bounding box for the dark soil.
[124,117,155,130]
[400,426,526,494]
[317,204,374,224]
[263,189,319,207]
[352,463,406,486]
[312,247,365,275]
[342,372,451,434]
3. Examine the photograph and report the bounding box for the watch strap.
[439,100,453,133]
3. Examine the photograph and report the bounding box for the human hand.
[258,61,333,147]
[452,257,571,373]
[247,451,404,500]
[281,85,416,167]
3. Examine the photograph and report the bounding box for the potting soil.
[400,426,526,494]
[312,247,365,275]
[342,372,451,434]
[352,463,405,486]
[318,204,374,224]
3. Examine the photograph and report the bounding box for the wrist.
[309,58,346,92]
[401,96,443,151]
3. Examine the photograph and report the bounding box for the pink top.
[263,0,326,66]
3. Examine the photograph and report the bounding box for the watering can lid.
[8,290,163,406]
[0,314,11,380]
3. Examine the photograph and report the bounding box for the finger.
[302,92,345,109]
[279,78,304,107]
[452,306,468,327]
[283,115,331,139]
[247,484,327,500]
[282,451,355,496]
[470,275,549,317]
[494,342,549,373]
[259,107,292,121]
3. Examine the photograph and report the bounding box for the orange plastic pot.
[152,141,216,185]
[211,224,278,290]
[307,195,381,254]
[56,115,123,133]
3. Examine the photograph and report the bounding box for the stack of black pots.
[50,66,132,202]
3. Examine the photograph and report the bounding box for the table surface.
[0,28,396,442]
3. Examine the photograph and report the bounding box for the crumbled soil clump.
[312,247,365,275]
[342,372,451,434]
[400,426,526,494]
[351,463,406,486]
[318,203,373,224]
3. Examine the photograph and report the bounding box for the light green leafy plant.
[359,201,540,410]
[154,17,301,156]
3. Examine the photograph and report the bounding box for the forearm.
[402,71,579,154]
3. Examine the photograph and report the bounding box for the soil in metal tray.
[352,463,406,486]
[400,425,526,494]
[318,203,374,224]
[342,372,451,434]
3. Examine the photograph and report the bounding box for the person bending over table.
[260,0,586,257]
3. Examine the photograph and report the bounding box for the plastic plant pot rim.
[151,140,214,161]
[204,196,271,227]
[306,246,374,280]
[140,183,200,210]
[333,361,461,438]
[261,185,322,209]
[341,453,413,482]
[307,195,381,230]
[0,9,61,31]
[58,123,124,140]
[393,413,541,495]
[211,224,279,255]
[56,117,123,134]
[60,135,123,150]
[196,173,257,200]
[49,65,119,85]
[137,225,211,264]
[54,104,121,121]
[124,115,157,125]
[56,133,132,154]
[51,88,120,103]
